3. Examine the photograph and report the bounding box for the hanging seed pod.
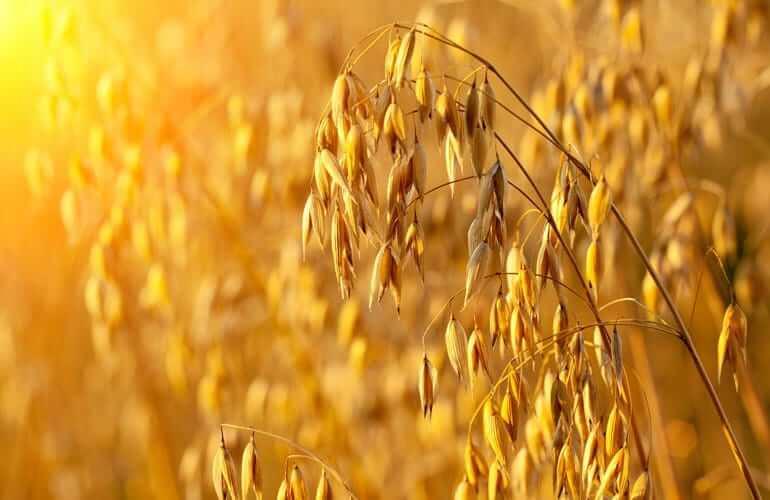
[320,149,354,197]
[276,479,289,500]
[415,64,434,122]
[289,465,307,500]
[518,260,536,313]
[621,6,644,53]
[393,28,416,88]
[585,235,601,300]
[383,101,407,155]
[479,74,496,130]
[506,241,522,293]
[212,438,239,500]
[467,325,491,386]
[605,404,621,458]
[314,469,333,500]
[331,74,349,126]
[445,314,468,382]
[411,139,427,200]
[488,460,508,500]
[490,289,510,348]
[314,154,331,204]
[348,72,372,120]
[718,302,748,389]
[491,161,506,211]
[418,354,438,418]
[439,83,462,143]
[595,447,627,498]
[465,78,480,136]
[500,384,519,441]
[454,479,472,500]
[483,399,509,465]
[241,435,263,500]
[630,471,650,499]
[552,302,569,357]
[344,124,364,183]
[404,217,425,280]
[512,448,531,497]
[444,130,459,198]
[467,217,483,258]
[434,87,450,143]
[369,242,395,309]
[642,270,659,317]
[301,195,315,261]
[464,242,491,307]
[384,35,401,82]
[510,303,534,360]
[471,126,488,179]
[464,440,489,487]
[588,175,612,235]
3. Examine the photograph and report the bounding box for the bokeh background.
[1,0,770,499]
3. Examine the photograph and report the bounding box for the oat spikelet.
[320,149,354,197]
[331,74,349,125]
[465,78,480,136]
[276,479,289,500]
[301,197,314,260]
[595,447,627,498]
[483,399,509,465]
[434,87,450,143]
[630,471,650,499]
[488,460,509,500]
[418,354,438,418]
[393,28,416,88]
[383,101,407,155]
[585,235,601,300]
[212,438,238,500]
[500,384,519,441]
[453,479,472,500]
[384,36,400,82]
[479,74,496,130]
[445,313,468,382]
[464,242,491,307]
[467,325,491,386]
[415,64,434,122]
[642,271,659,317]
[411,139,427,200]
[314,469,333,500]
[241,434,263,500]
[289,465,307,500]
[464,439,489,487]
[718,302,748,390]
[404,217,425,280]
[369,242,395,310]
[587,175,612,235]
[471,126,488,179]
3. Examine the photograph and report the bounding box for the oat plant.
[297,21,762,499]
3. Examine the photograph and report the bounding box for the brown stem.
[612,207,762,499]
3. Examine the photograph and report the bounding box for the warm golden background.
[2,0,770,499]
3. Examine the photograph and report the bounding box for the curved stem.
[612,206,762,499]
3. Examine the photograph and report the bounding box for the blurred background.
[1,0,770,499]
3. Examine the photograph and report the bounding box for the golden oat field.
[3,0,770,498]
